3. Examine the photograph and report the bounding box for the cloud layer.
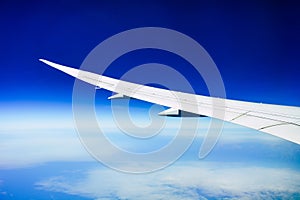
[36,162,300,199]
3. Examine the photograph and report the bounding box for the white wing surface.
[40,59,300,145]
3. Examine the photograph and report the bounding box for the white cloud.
[2,104,300,199]
[36,162,300,199]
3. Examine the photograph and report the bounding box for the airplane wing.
[39,59,300,145]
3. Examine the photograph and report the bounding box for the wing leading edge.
[40,59,300,145]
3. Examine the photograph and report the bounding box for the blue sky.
[1,1,300,199]
[0,1,299,105]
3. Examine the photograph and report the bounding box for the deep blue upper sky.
[0,1,299,105]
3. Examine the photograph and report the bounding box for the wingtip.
[39,58,48,64]
[38,58,80,78]
[39,58,56,67]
